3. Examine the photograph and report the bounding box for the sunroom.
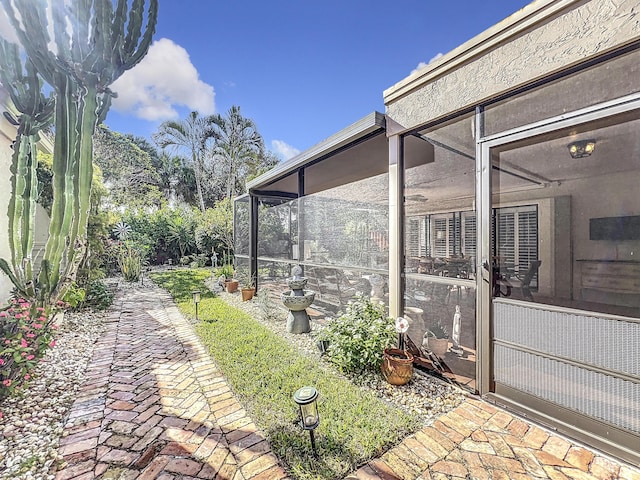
[235,0,639,466]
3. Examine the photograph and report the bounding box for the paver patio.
[55,282,640,480]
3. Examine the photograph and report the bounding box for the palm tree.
[153,111,214,211]
[210,106,265,199]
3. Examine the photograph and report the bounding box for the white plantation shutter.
[406,217,421,257]
[494,205,539,288]
[463,213,476,257]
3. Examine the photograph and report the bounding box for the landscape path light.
[192,290,201,321]
[293,386,319,456]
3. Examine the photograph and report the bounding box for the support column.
[388,134,404,319]
[297,169,305,272]
[250,194,259,291]
[475,105,491,395]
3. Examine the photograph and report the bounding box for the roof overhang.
[247,111,387,197]
[383,0,580,105]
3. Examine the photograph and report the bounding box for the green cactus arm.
[0,0,55,81]
[111,0,128,65]
[0,259,28,298]
[124,0,144,56]
[70,0,92,62]
[121,0,158,70]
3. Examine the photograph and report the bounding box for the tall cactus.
[0,0,158,305]
[0,39,54,299]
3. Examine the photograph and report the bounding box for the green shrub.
[317,295,396,373]
[62,283,86,308]
[255,289,281,322]
[82,280,114,311]
[117,242,145,282]
[214,264,234,279]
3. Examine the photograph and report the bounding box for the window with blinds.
[494,205,539,287]
[406,206,536,281]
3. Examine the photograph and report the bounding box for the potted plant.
[215,264,238,293]
[237,269,256,301]
[380,316,414,386]
[423,319,449,358]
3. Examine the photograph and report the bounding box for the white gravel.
[219,288,469,425]
[0,309,106,480]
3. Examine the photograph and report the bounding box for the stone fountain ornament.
[281,265,316,334]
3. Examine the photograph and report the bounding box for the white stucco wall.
[385,0,640,130]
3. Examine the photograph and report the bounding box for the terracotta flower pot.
[241,287,255,301]
[427,337,449,358]
[225,280,239,293]
[381,348,414,385]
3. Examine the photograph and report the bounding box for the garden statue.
[211,251,218,269]
[450,305,464,356]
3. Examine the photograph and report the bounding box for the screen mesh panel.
[494,303,639,375]
[493,302,640,435]
[494,345,639,434]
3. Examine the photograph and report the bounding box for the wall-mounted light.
[568,139,596,158]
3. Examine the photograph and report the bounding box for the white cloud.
[272,140,300,161]
[429,52,444,64]
[410,52,444,75]
[111,38,215,121]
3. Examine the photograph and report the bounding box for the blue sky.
[15,1,534,161]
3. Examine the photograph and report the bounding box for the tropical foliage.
[153,111,213,212]
[93,125,163,209]
[210,106,265,199]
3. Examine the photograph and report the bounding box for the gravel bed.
[0,309,107,480]
[218,288,469,426]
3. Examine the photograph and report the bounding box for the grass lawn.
[151,268,419,480]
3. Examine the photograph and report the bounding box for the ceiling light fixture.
[568,139,596,158]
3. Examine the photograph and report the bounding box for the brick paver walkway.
[55,284,287,480]
[55,281,640,480]
[350,397,640,480]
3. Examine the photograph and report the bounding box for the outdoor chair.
[495,260,541,301]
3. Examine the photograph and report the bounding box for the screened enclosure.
[234,112,390,315]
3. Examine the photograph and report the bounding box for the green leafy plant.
[255,289,280,322]
[81,280,114,311]
[428,319,449,339]
[0,299,61,400]
[117,242,146,282]
[215,264,234,280]
[62,282,86,308]
[317,295,396,373]
[235,267,255,289]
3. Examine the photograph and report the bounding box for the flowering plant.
[0,298,62,399]
[316,295,396,373]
